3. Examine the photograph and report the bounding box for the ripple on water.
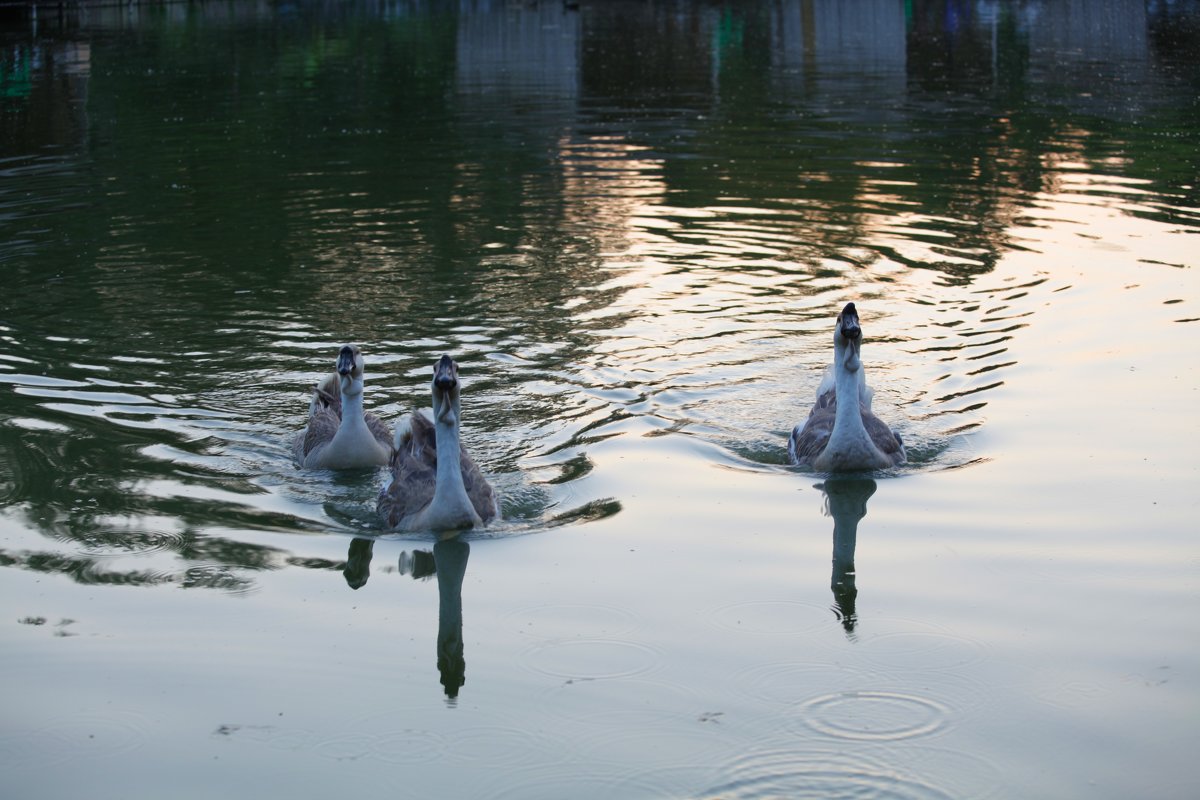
[572,717,736,770]
[538,675,705,731]
[180,563,259,595]
[482,767,632,800]
[900,744,1007,800]
[707,599,829,636]
[797,690,951,742]
[520,638,662,681]
[347,705,563,768]
[483,761,734,800]
[214,722,447,765]
[440,724,561,768]
[78,522,189,558]
[504,602,639,640]
[614,764,727,800]
[0,712,150,769]
[700,747,957,800]
[0,730,68,770]
[728,660,871,707]
[857,620,990,672]
[314,732,379,761]
[1032,678,1114,711]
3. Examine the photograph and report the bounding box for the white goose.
[377,355,499,532]
[293,344,393,469]
[788,303,906,471]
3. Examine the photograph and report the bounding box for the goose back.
[380,411,499,530]
[789,385,905,468]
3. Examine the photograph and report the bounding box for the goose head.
[834,303,863,373]
[431,355,462,426]
[336,344,366,396]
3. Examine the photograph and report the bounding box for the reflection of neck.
[831,507,858,597]
[435,536,470,701]
[824,479,875,638]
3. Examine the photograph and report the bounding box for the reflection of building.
[0,38,90,152]
[456,0,580,103]
[908,0,1165,120]
[1024,0,1154,118]
[769,0,907,101]
[70,0,275,31]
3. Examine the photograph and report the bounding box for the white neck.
[819,341,883,471]
[340,377,365,420]
[423,410,481,530]
[335,378,375,442]
[315,375,388,468]
[831,350,868,441]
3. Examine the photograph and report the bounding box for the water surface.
[2,1,1198,798]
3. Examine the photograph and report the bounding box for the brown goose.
[377,355,499,531]
[788,303,906,471]
[293,345,392,469]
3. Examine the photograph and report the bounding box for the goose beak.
[336,345,356,377]
[838,303,863,371]
[432,355,460,424]
[838,303,862,343]
[433,355,458,392]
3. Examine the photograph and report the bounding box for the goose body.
[377,355,499,532]
[293,345,393,469]
[788,303,906,471]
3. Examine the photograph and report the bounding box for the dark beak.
[433,355,458,391]
[839,303,861,342]
[336,346,355,376]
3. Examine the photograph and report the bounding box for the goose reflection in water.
[401,536,471,702]
[339,534,471,701]
[343,536,376,590]
[817,478,876,639]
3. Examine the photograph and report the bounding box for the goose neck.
[832,349,867,437]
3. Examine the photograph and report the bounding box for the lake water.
[2,0,1198,797]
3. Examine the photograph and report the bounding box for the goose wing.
[863,408,906,464]
[788,389,836,466]
[789,409,834,466]
[378,452,436,529]
[459,449,499,523]
[365,411,393,455]
[378,411,498,527]
[397,410,438,464]
[378,412,438,529]
[311,375,342,418]
[294,405,340,463]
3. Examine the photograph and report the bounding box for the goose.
[788,303,906,471]
[377,355,499,532]
[292,344,393,469]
